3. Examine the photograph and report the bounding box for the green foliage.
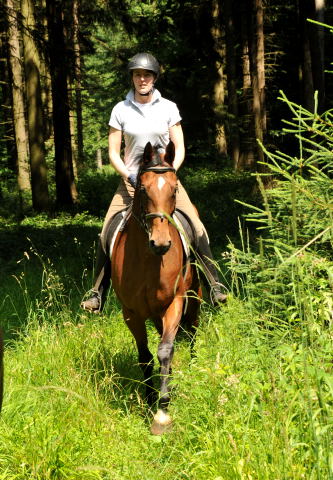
[226,92,333,326]
[77,166,120,216]
[81,24,131,166]
[179,166,258,248]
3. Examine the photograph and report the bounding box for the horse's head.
[137,141,177,255]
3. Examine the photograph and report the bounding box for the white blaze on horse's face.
[157,176,166,191]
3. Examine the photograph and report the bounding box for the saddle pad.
[106,208,131,257]
[173,209,195,258]
[107,208,196,259]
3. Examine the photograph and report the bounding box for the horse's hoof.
[150,409,173,435]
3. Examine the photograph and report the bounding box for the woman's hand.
[127,173,137,188]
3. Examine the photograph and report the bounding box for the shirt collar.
[126,88,161,105]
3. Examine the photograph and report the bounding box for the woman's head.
[128,53,159,97]
[128,53,159,78]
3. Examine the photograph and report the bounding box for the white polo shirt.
[109,89,181,174]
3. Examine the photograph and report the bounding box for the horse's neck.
[132,192,142,217]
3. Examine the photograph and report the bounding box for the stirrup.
[209,282,228,306]
[80,290,102,313]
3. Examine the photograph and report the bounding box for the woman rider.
[81,52,227,312]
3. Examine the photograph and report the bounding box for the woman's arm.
[169,122,185,171]
[108,127,130,180]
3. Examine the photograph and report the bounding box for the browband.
[141,166,176,174]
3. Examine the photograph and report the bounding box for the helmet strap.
[137,89,152,96]
[135,86,154,97]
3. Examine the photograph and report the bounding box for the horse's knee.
[157,342,174,366]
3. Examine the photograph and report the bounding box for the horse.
[111,141,201,435]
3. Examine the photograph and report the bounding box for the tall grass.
[0,224,332,478]
[0,93,332,479]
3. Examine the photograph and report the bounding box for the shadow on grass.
[81,311,196,417]
[0,222,101,339]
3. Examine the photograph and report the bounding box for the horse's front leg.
[122,307,155,404]
[151,296,183,435]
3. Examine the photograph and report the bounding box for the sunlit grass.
[0,269,332,479]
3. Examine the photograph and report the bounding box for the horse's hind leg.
[122,308,155,404]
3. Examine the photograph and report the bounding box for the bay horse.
[111,141,201,435]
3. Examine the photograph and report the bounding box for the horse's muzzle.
[149,239,171,255]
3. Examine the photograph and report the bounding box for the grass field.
[0,213,332,479]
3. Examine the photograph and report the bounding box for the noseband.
[137,166,177,232]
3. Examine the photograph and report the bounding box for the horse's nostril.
[149,240,172,255]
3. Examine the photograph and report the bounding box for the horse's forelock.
[141,144,169,170]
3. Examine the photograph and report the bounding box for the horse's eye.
[140,186,147,195]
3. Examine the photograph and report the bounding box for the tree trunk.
[6,0,31,206]
[21,0,50,211]
[311,0,325,111]
[224,0,240,169]
[69,100,79,180]
[73,0,84,167]
[238,0,256,169]
[46,0,78,207]
[40,0,53,141]
[0,32,17,172]
[96,131,103,169]
[298,0,315,112]
[249,0,265,167]
[211,0,227,157]
[298,0,326,112]
[256,0,266,136]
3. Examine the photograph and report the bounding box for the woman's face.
[132,69,155,95]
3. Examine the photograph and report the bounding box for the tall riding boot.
[81,237,111,313]
[196,237,227,306]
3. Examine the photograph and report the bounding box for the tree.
[211,0,227,156]
[299,0,326,112]
[0,30,16,173]
[249,0,266,166]
[6,0,31,207]
[21,0,50,211]
[72,0,84,168]
[224,0,240,168]
[46,0,78,207]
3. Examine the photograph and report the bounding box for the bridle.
[135,165,177,233]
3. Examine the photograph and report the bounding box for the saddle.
[104,207,196,259]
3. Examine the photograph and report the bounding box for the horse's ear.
[165,141,175,166]
[143,142,153,165]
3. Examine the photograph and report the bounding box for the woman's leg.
[176,181,227,305]
[81,179,134,312]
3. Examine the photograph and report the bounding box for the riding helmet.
[128,53,160,77]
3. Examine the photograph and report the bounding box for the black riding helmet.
[128,52,160,78]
